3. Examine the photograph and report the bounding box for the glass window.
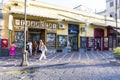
[58,35,67,48]
[88,37,94,48]
[15,32,24,48]
[104,37,108,47]
[109,36,113,48]
[110,12,114,18]
[110,1,114,7]
[80,37,87,48]
[46,33,56,49]
[118,37,120,46]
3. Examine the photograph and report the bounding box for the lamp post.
[115,0,118,47]
[20,0,29,66]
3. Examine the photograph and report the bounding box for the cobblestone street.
[0,50,120,80]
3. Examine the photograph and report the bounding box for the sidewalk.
[0,50,115,72]
[0,50,120,80]
[0,49,59,72]
[0,55,71,72]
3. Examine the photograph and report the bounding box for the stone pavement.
[0,50,114,71]
[0,50,120,80]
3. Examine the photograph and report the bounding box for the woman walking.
[39,40,47,60]
[9,41,17,58]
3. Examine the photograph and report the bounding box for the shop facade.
[13,17,58,49]
[1,0,120,53]
[80,24,120,51]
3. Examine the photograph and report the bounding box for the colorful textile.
[10,46,16,56]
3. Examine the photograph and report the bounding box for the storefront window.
[15,32,24,48]
[80,37,87,48]
[118,37,120,46]
[88,37,94,48]
[46,33,56,49]
[109,36,113,48]
[58,35,67,48]
[104,37,108,48]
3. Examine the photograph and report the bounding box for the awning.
[10,9,58,19]
[108,27,120,35]
[58,14,85,23]
[90,22,107,27]
[107,25,120,29]
[10,8,86,23]
[113,28,120,33]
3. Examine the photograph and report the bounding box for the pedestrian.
[9,41,17,58]
[26,41,29,53]
[39,40,47,60]
[96,39,100,51]
[28,40,32,56]
[32,41,38,55]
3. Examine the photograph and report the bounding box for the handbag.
[37,49,42,53]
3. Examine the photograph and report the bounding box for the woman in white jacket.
[39,40,47,60]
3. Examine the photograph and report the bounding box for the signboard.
[8,15,13,30]
[68,24,79,34]
[1,39,8,48]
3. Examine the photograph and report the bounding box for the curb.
[0,62,69,72]
[110,60,120,66]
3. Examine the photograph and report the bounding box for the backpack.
[26,44,29,50]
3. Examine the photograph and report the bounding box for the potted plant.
[113,47,120,60]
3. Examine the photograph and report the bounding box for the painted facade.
[1,0,120,52]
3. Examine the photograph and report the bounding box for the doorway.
[68,24,79,51]
[94,28,104,50]
[69,34,78,51]
[94,37,101,50]
[28,28,45,43]
[29,33,40,42]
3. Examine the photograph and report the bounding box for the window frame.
[110,1,114,7]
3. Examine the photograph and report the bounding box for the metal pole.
[115,0,118,47]
[85,21,87,52]
[20,0,29,66]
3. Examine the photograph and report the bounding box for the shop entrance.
[94,28,104,50]
[68,24,79,51]
[94,37,101,50]
[28,28,45,43]
[29,33,40,42]
[69,34,78,51]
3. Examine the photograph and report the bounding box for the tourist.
[28,40,32,56]
[39,40,47,60]
[32,41,38,55]
[9,41,17,58]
